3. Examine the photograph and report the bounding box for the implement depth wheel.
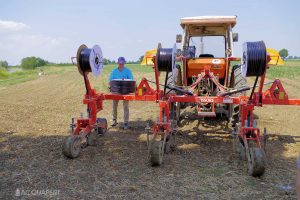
[62,135,82,158]
[247,147,266,177]
[165,132,177,153]
[87,131,98,146]
[149,135,165,166]
[234,137,246,161]
[97,118,107,135]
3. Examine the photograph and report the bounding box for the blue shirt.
[109,67,133,81]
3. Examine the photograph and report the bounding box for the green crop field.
[267,60,300,79]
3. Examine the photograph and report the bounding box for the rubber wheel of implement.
[62,135,82,158]
[234,136,246,161]
[229,65,247,128]
[149,139,164,166]
[87,131,98,146]
[97,118,107,135]
[247,147,266,177]
[165,132,177,153]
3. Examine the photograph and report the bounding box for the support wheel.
[247,147,266,177]
[97,118,108,135]
[233,137,246,160]
[62,135,82,158]
[165,132,177,153]
[149,137,165,166]
[87,131,98,146]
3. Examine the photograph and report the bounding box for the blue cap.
[117,57,126,64]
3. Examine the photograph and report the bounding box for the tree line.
[0,50,297,71]
[0,56,144,70]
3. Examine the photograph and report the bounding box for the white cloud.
[9,34,67,46]
[0,20,30,31]
[0,33,72,65]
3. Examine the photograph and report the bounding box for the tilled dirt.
[0,68,299,199]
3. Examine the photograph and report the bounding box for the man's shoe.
[111,120,118,127]
[124,123,129,130]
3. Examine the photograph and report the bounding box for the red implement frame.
[73,56,300,151]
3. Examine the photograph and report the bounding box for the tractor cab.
[178,16,238,86]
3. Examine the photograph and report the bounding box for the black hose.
[242,41,267,77]
[249,76,259,100]
[156,48,173,72]
[146,79,193,96]
[79,48,92,73]
[110,80,136,94]
[163,71,169,95]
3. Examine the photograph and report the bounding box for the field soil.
[0,67,299,199]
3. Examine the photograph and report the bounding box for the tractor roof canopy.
[180,16,237,36]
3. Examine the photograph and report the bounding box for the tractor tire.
[165,64,182,94]
[229,65,247,129]
[167,65,183,123]
[247,147,266,177]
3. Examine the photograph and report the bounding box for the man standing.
[109,57,133,129]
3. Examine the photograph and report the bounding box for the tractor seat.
[199,54,214,58]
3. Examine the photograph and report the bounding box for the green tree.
[0,60,9,69]
[279,49,288,60]
[21,57,47,69]
[103,58,112,65]
[139,55,144,63]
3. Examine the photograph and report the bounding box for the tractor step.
[197,112,216,117]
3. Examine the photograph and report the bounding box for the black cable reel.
[156,44,177,75]
[241,41,267,77]
[110,79,136,94]
[76,44,104,77]
[241,41,267,100]
[156,44,178,93]
[75,44,136,94]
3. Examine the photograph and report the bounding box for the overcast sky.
[0,0,299,65]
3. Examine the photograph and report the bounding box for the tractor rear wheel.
[247,147,266,177]
[229,65,247,129]
[62,135,82,158]
[165,64,181,94]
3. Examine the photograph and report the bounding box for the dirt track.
[0,68,299,199]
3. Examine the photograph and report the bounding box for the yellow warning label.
[279,92,285,100]
[138,88,143,96]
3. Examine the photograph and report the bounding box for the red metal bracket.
[262,79,300,105]
[135,77,156,96]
